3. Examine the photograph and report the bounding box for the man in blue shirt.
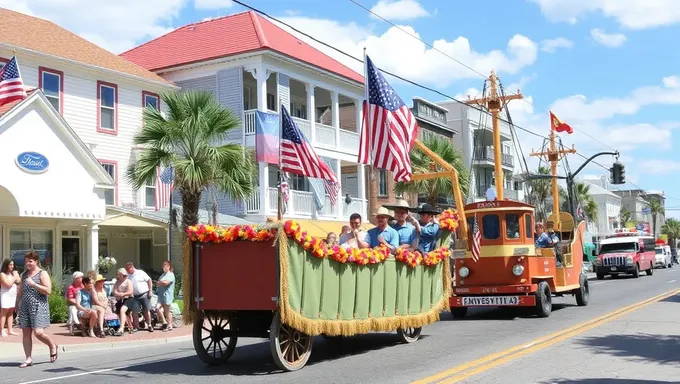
[411,203,441,253]
[535,223,553,248]
[367,207,399,252]
[384,199,418,251]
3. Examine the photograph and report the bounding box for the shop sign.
[15,152,49,174]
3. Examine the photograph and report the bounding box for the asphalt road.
[3,267,680,384]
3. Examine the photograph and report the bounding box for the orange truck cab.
[449,200,589,319]
[594,233,655,279]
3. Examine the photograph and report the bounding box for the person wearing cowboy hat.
[412,203,442,254]
[383,199,418,251]
[366,207,400,252]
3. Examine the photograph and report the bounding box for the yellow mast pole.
[465,71,523,200]
[529,126,576,230]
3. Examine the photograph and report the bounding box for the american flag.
[155,166,174,211]
[358,55,419,182]
[471,215,481,262]
[0,56,27,107]
[325,181,340,206]
[280,106,338,182]
[277,172,290,214]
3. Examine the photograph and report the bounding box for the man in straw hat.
[383,199,418,251]
[366,207,399,252]
[411,203,442,254]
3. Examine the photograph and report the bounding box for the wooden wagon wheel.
[270,313,313,371]
[193,310,238,365]
[397,327,422,343]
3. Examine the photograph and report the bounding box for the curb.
[0,335,191,359]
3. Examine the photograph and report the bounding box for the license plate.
[461,296,520,306]
[611,267,617,271]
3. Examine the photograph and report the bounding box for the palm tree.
[526,166,551,222]
[393,135,469,207]
[126,90,256,230]
[662,218,680,249]
[619,207,633,226]
[559,182,598,223]
[647,198,665,237]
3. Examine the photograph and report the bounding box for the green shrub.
[47,267,69,324]
[174,271,182,299]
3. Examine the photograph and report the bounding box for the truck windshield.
[655,248,663,254]
[600,242,635,254]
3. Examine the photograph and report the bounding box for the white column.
[357,164,367,218]
[86,223,100,272]
[259,162,270,215]
[306,83,316,144]
[336,158,343,219]
[331,91,340,145]
[355,99,363,133]
[255,65,269,112]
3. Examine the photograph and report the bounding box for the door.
[62,238,80,275]
[138,238,153,271]
[342,175,359,197]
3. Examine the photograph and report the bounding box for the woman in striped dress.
[16,251,58,368]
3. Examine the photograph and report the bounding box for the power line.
[345,0,617,153]
[231,0,676,201]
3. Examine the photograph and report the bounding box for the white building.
[121,11,369,234]
[581,176,622,239]
[0,8,176,277]
[437,101,524,202]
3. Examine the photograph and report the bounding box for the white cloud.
[663,76,680,88]
[638,160,680,174]
[540,37,574,53]
[193,0,233,10]
[369,0,430,21]
[273,16,538,87]
[1,0,187,53]
[532,0,680,29]
[590,28,627,47]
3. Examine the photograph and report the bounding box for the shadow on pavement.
[542,379,679,383]
[576,333,680,365]
[660,294,680,304]
[444,302,574,321]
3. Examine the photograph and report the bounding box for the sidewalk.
[0,322,191,359]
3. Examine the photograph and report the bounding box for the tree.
[647,198,665,237]
[559,182,599,223]
[393,135,469,208]
[126,90,256,230]
[526,166,551,222]
[661,218,680,249]
[619,207,633,226]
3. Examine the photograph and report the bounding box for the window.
[482,214,500,240]
[378,170,388,196]
[524,213,533,239]
[97,81,118,134]
[38,67,63,114]
[9,229,54,272]
[288,174,308,191]
[267,93,276,111]
[505,214,520,239]
[145,176,156,208]
[142,91,160,111]
[99,160,117,205]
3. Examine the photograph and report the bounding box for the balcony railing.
[243,110,359,154]
[473,146,514,167]
[476,185,519,200]
[245,187,367,220]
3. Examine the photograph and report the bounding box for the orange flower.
[439,209,460,232]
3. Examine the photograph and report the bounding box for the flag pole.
[277,101,284,222]
[363,48,377,215]
[168,181,173,263]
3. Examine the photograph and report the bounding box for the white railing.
[315,123,336,148]
[292,117,312,139]
[245,193,260,214]
[343,198,367,219]
[338,129,360,153]
[244,110,257,135]
[246,188,367,220]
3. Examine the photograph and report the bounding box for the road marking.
[668,280,676,284]
[19,367,128,384]
[590,282,606,285]
[412,288,680,384]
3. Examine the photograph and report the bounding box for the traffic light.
[610,161,626,184]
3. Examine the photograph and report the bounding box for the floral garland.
[186,217,457,268]
[439,209,460,232]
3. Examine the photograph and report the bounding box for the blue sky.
[6,0,680,216]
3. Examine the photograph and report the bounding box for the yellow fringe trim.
[278,224,452,337]
[182,239,195,325]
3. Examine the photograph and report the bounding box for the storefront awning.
[266,217,374,238]
[99,214,164,229]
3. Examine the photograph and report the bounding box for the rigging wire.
[230,0,679,201]
[345,0,617,153]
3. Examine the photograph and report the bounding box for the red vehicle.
[594,233,655,279]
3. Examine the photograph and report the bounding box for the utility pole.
[529,128,576,230]
[465,70,523,200]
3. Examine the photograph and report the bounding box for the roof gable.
[121,11,364,84]
[0,90,114,185]
[0,8,172,86]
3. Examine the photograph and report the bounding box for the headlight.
[626,256,634,265]
[512,264,524,276]
[459,266,470,278]
[594,258,602,265]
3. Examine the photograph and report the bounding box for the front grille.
[602,256,626,266]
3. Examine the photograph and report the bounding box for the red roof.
[120,11,364,84]
[0,89,36,117]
